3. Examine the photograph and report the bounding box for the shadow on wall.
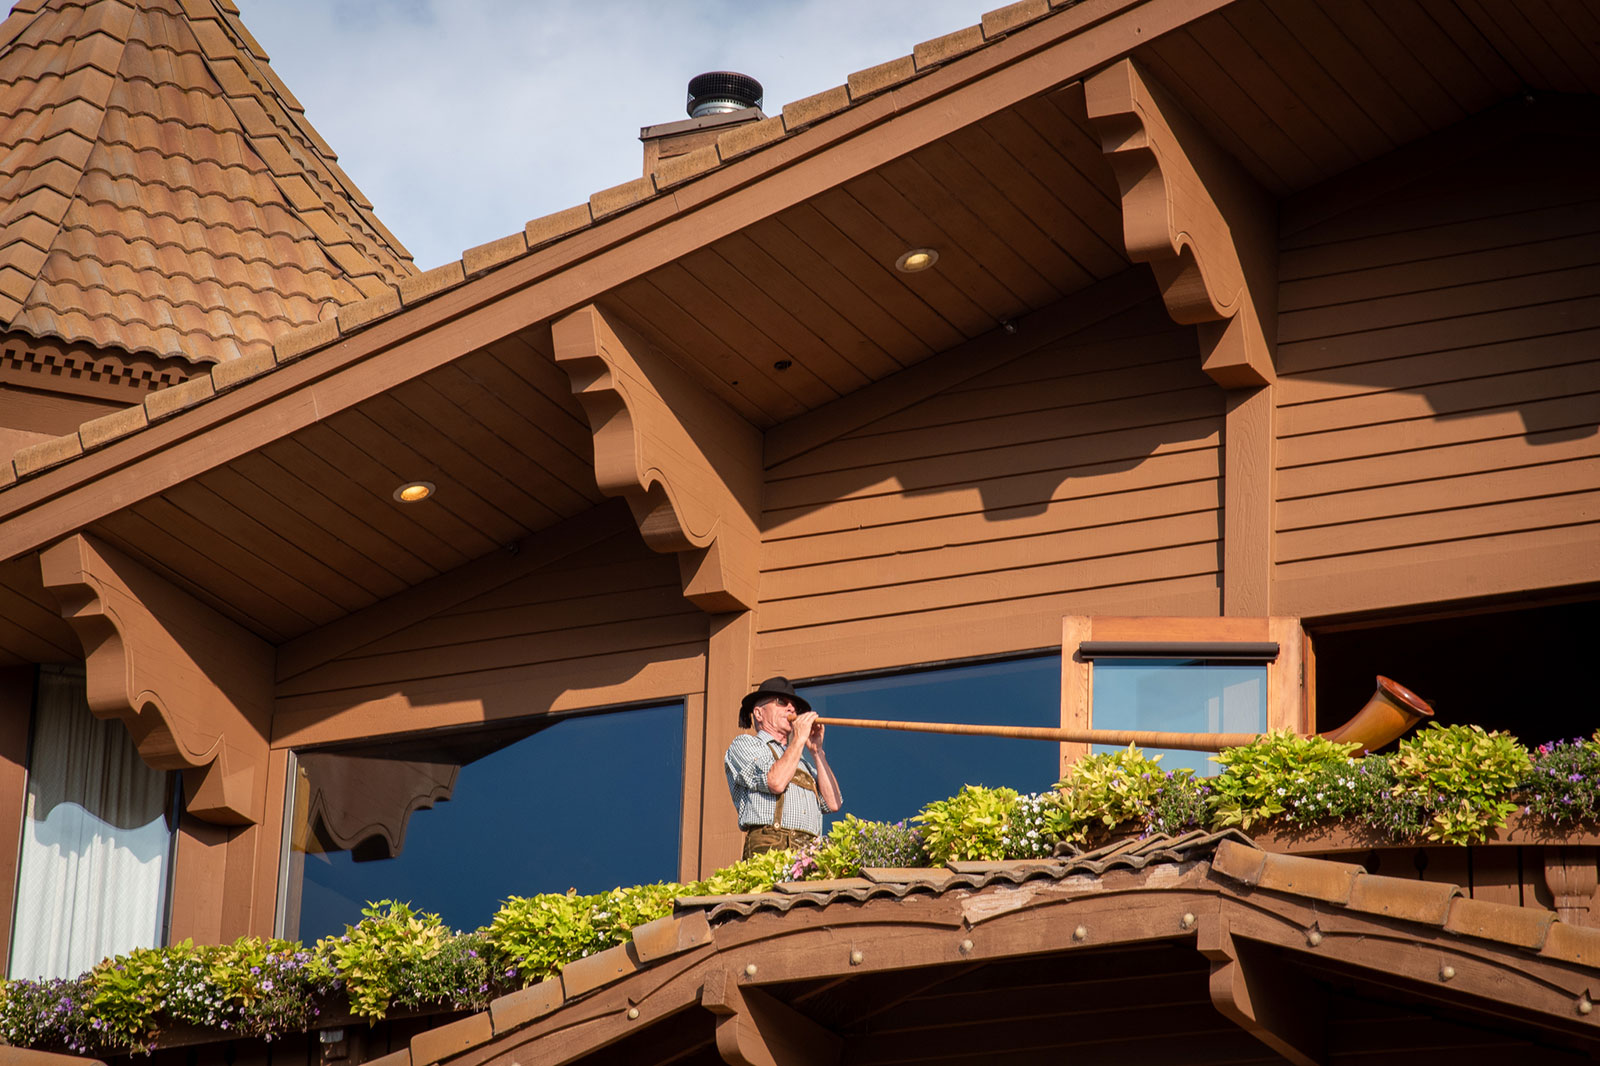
[760,275,1225,610]
[1275,98,1600,449]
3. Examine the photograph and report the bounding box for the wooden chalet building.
[0,0,1597,1060]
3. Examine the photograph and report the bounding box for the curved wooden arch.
[39,533,271,825]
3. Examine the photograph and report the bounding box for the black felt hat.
[739,676,811,728]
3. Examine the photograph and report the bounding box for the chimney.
[642,71,765,177]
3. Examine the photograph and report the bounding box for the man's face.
[754,696,797,740]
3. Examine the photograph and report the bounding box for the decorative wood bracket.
[701,969,842,1066]
[552,304,762,613]
[1085,59,1277,388]
[1199,914,1324,1066]
[39,533,273,825]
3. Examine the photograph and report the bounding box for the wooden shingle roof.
[0,0,413,366]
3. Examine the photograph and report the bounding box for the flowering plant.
[790,815,925,879]
[1520,733,1600,826]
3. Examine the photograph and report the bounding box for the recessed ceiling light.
[895,247,938,273]
[394,481,435,503]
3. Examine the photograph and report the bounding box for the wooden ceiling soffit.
[552,304,760,613]
[0,0,1236,565]
[38,533,271,825]
[702,967,842,1066]
[1084,57,1277,388]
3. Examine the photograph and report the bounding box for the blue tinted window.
[1090,660,1265,776]
[804,656,1060,826]
[285,703,683,940]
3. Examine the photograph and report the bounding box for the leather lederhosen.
[741,740,819,859]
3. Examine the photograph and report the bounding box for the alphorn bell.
[815,675,1434,755]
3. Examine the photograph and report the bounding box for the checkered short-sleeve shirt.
[723,730,824,836]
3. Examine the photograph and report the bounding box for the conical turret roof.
[0,0,414,365]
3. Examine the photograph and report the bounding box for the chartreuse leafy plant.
[1391,723,1532,845]
[915,785,1018,864]
[319,901,459,1021]
[487,850,796,988]
[1055,745,1205,845]
[1210,732,1362,829]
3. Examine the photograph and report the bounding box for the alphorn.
[816,675,1433,755]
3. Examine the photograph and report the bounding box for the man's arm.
[765,717,811,794]
[804,716,843,812]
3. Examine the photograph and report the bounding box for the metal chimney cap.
[687,71,763,118]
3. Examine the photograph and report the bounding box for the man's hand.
[802,714,825,753]
[792,710,818,748]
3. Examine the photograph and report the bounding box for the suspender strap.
[767,740,816,829]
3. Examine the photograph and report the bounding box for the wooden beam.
[0,666,33,967]
[552,304,761,613]
[702,610,754,875]
[38,533,272,825]
[1223,385,1274,616]
[701,969,842,1066]
[0,0,1237,565]
[1084,57,1276,388]
[1198,913,1324,1066]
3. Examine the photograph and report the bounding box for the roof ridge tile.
[1540,920,1600,967]
[913,25,986,71]
[588,174,657,221]
[395,260,464,307]
[1444,894,1556,950]
[523,204,593,250]
[12,429,82,477]
[272,314,338,363]
[334,286,398,334]
[981,0,1052,38]
[781,84,850,134]
[461,232,528,277]
[77,401,146,450]
[1345,871,1460,926]
[208,344,274,391]
[142,372,211,420]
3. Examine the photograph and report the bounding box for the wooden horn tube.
[811,716,1264,753]
[815,676,1435,755]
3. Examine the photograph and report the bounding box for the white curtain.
[9,669,173,980]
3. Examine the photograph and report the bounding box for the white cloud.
[239,0,980,268]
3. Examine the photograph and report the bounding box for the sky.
[240,0,986,271]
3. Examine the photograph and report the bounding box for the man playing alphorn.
[724,677,843,858]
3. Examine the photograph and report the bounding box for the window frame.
[1060,616,1310,768]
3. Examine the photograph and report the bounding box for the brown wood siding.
[1274,130,1600,618]
[757,295,1223,678]
[273,514,707,749]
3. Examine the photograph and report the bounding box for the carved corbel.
[39,533,273,825]
[701,969,842,1066]
[1085,59,1277,388]
[552,304,762,613]
[1198,914,1324,1066]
